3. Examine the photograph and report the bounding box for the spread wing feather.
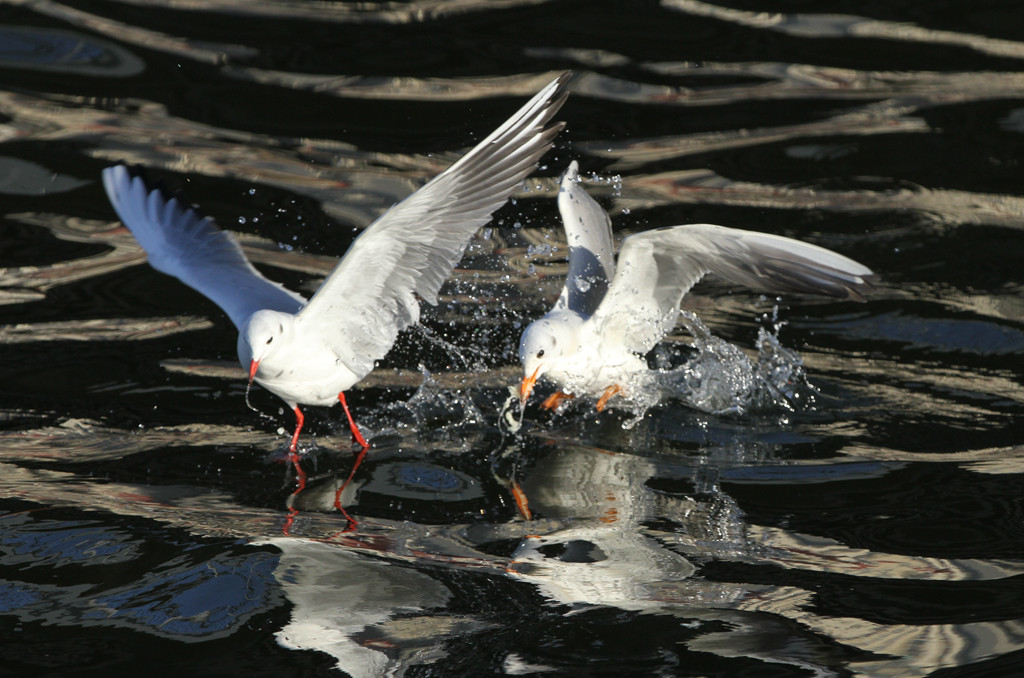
[590,223,876,354]
[298,73,570,377]
[102,164,305,329]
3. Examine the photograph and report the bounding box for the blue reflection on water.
[395,464,464,492]
[0,582,41,613]
[89,555,280,637]
[1,520,135,567]
[0,26,143,75]
[0,514,282,640]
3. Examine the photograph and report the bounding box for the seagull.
[518,161,876,412]
[102,73,569,475]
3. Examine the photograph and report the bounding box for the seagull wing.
[297,73,570,378]
[590,223,876,354]
[102,165,306,329]
[553,160,616,318]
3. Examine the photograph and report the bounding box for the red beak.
[248,358,260,384]
[520,366,541,407]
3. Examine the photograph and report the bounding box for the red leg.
[288,406,307,491]
[332,391,370,530]
[338,391,370,448]
[333,444,368,520]
[281,507,299,536]
[288,406,305,452]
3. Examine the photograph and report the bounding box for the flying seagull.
[103,73,570,473]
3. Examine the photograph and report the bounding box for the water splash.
[372,365,486,447]
[414,322,491,371]
[508,310,818,430]
[659,311,816,417]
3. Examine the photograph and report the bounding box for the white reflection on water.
[506,439,1024,676]
[255,538,456,678]
[2,399,1024,675]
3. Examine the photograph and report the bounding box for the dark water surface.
[2,1,1024,676]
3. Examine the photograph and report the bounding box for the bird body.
[103,73,570,456]
[519,161,876,410]
[523,310,646,399]
[239,308,361,408]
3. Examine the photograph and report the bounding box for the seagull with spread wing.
[518,160,875,412]
[103,73,569,469]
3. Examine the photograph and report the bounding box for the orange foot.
[541,391,574,410]
[595,384,622,412]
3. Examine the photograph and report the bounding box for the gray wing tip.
[763,260,880,302]
[797,256,879,302]
[540,120,567,148]
[530,71,572,138]
[547,70,573,112]
[528,70,572,134]
[843,271,881,302]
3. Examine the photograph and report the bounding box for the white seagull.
[103,73,569,461]
[518,161,876,412]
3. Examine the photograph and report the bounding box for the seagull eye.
[536,349,545,358]
[266,337,273,345]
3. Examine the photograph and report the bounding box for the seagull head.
[239,309,295,385]
[518,312,582,406]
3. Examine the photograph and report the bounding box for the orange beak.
[520,366,541,407]
[248,358,260,385]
